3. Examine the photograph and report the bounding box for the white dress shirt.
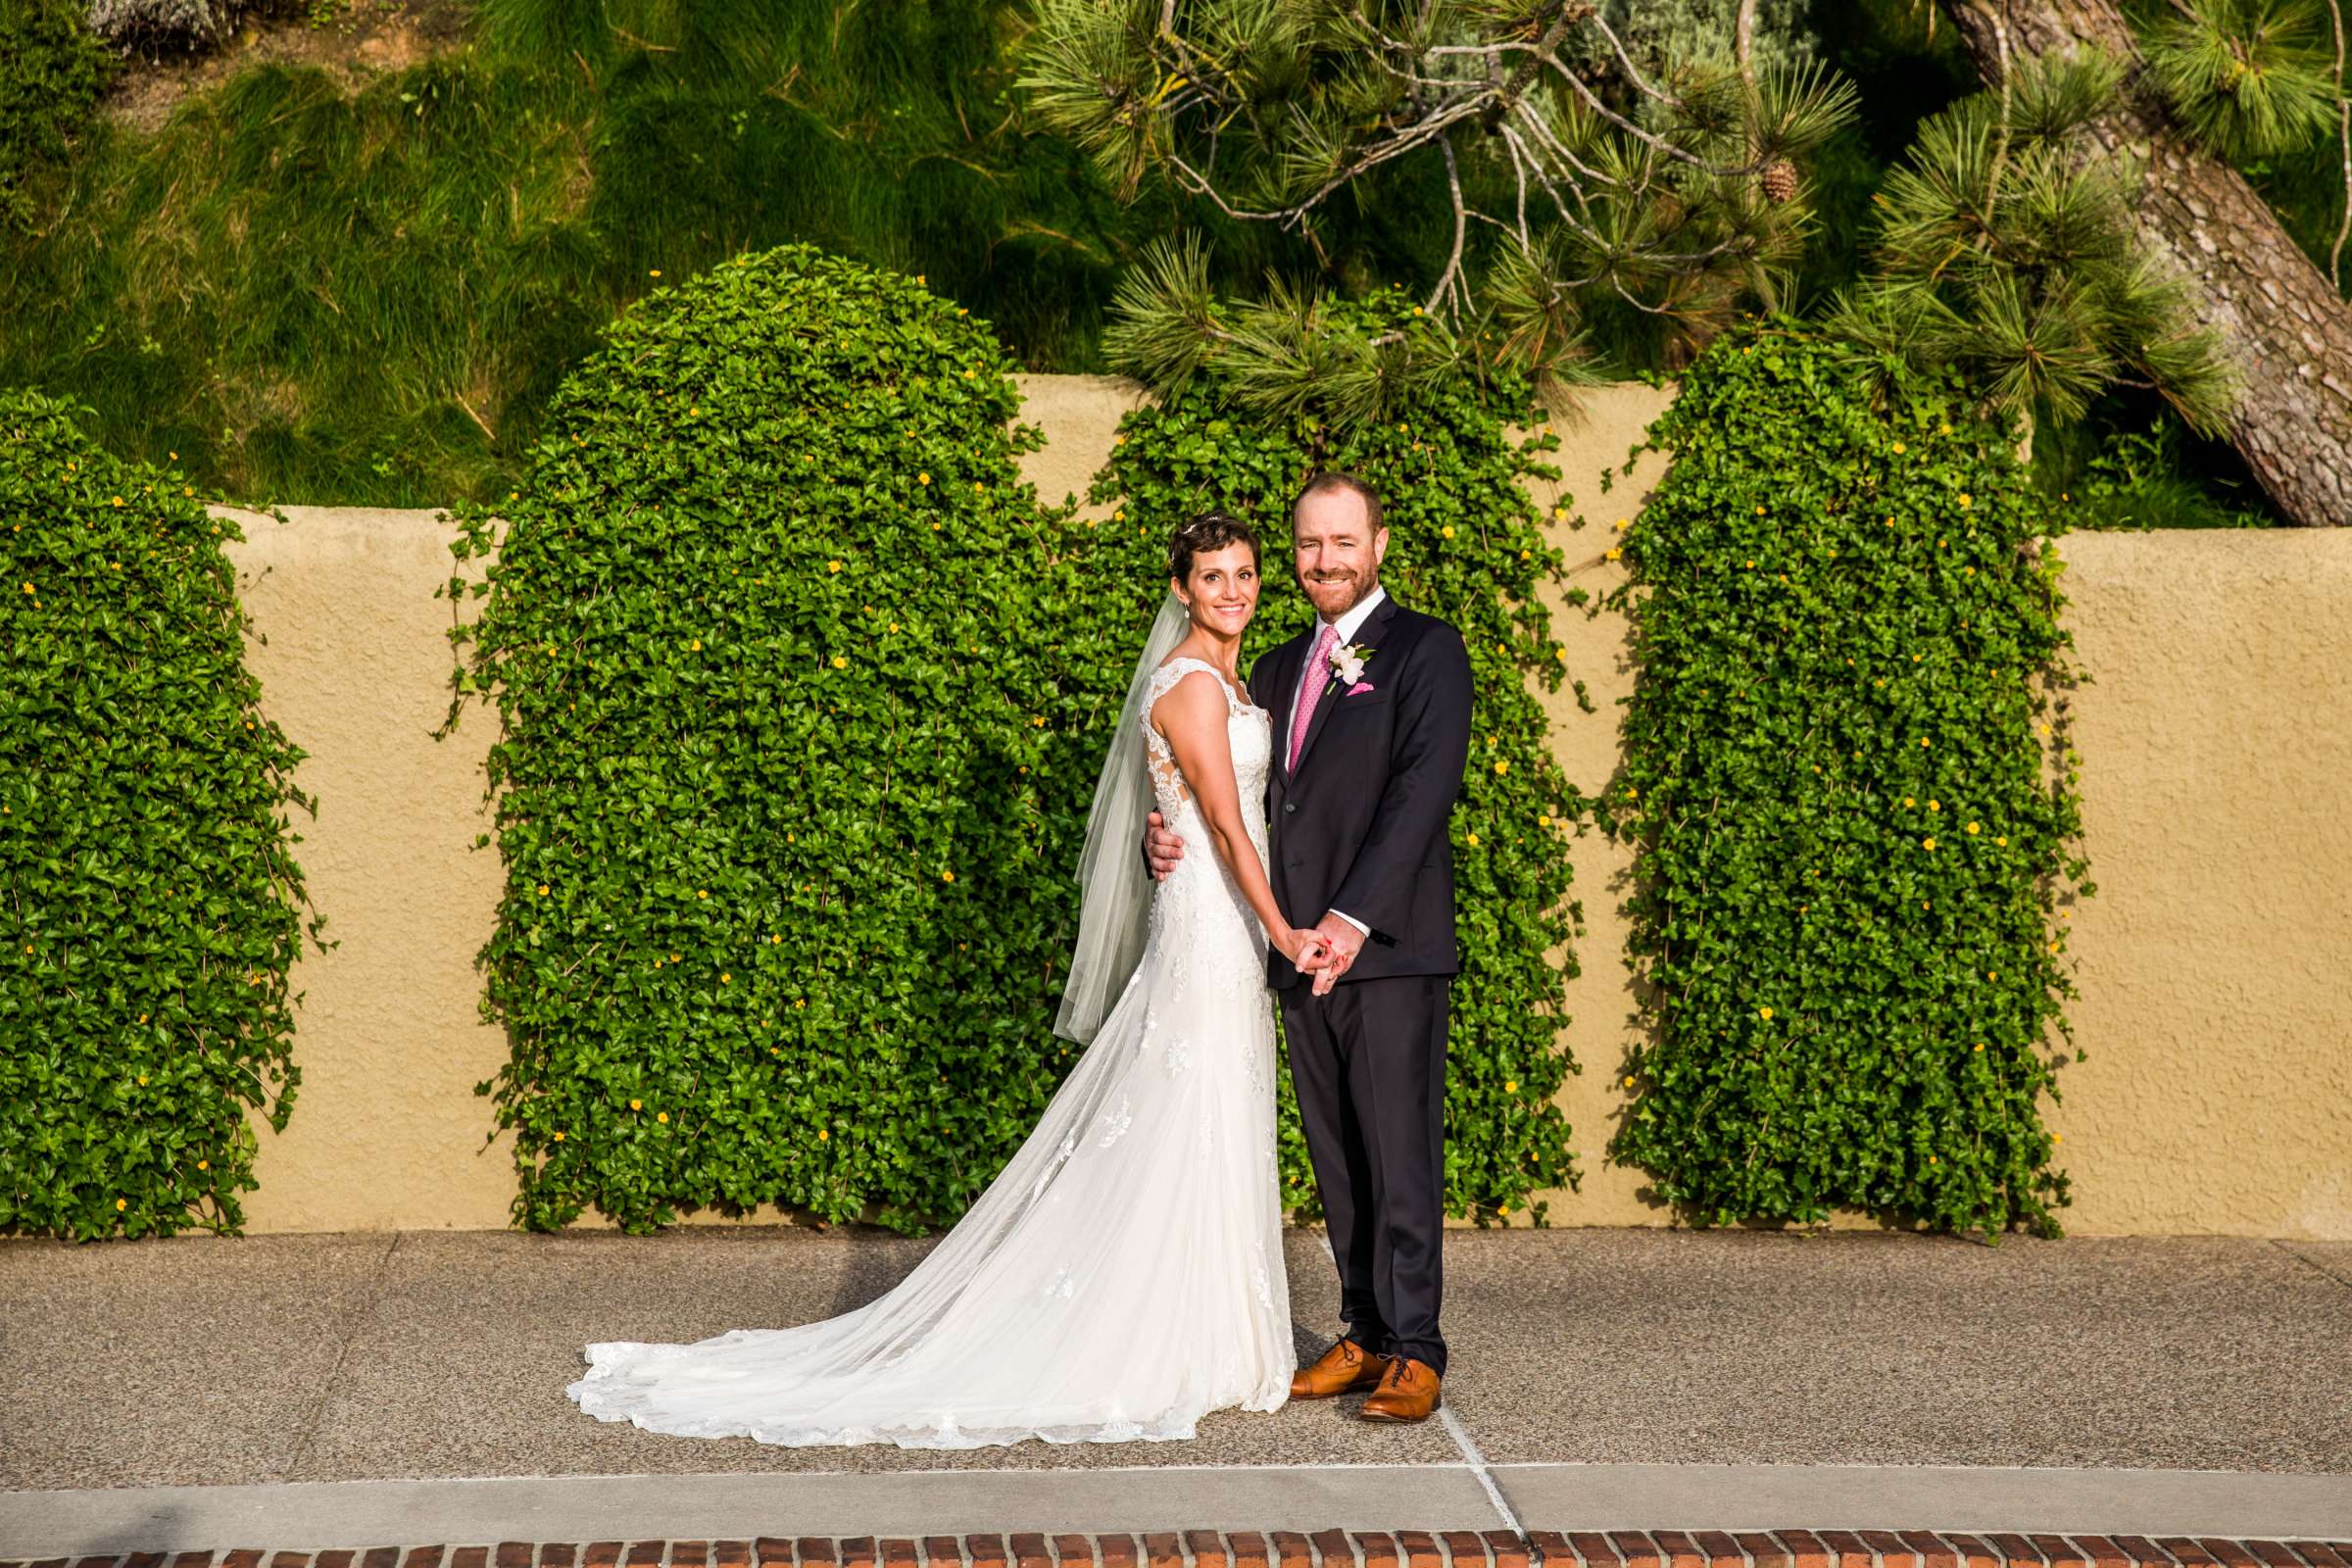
[1285,583,1388,938]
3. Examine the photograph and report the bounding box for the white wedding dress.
[565,657,1294,1447]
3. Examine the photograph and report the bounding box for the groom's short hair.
[1292,470,1383,533]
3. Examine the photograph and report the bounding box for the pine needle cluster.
[2142,0,2341,163]
[1825,50,2241,440]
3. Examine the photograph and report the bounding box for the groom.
[1145,470,1473,1423]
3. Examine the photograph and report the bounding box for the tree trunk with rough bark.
[1940,0,2352,526]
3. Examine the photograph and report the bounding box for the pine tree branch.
[1166,95,1496,228]
[1433,134,1470,315]
[1534,47,1762,174]
[1480,3,1590,133]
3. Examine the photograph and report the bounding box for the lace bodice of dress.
[1141,657,1273,955]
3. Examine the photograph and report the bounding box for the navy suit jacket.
[1247,593,1474,990]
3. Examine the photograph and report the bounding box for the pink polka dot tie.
[1289,622,1338,772]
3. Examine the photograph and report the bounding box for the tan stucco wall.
[139,374,2352,1238]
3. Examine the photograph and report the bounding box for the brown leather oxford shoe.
[1357,1353,1441,1421]
[1290,1336,1392,1398]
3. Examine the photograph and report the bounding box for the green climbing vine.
[0,386,318,1239]
[1599,318,2093,1239]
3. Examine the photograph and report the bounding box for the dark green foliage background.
[0,0,1389,508]
[1,0,2302,522]
[442,252,1588,1233]
[1600,320,2092,1238]
[0,385,316,1240]
[1087,293,1590,1225]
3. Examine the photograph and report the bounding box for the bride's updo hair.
[1166,511,1261,585]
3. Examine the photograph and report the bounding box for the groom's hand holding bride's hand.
[1143,811,1340,982]
[1306,912,1363,998]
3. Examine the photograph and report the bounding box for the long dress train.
[564,656,1292,1447]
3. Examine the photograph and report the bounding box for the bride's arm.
[1152,672,1321,968]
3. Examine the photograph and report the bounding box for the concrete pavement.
[1,1225,2346,1551]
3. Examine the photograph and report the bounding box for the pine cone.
[1760,160,1798,203]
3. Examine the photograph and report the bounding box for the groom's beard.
[1303,570,1375,615]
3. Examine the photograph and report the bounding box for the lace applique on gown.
[564,657,1291,1448]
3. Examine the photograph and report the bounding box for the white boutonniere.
[1328,640,1375,689]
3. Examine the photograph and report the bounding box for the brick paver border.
[6,1531,2348,1568]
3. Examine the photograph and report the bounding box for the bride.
[564,511,1334,1447]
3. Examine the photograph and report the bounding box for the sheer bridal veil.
[1051,589,1194,1046]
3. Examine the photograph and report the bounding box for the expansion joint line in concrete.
[1307,1233,1522,1538]
[286,1230,405,1481]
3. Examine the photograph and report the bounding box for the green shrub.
[441,244,1116,1234]
[1083,290,1590,1226]
[1599,318,2093,1239]
[0,0,114,236]
[0,386,318,1239]
[443,250,1586,1232]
